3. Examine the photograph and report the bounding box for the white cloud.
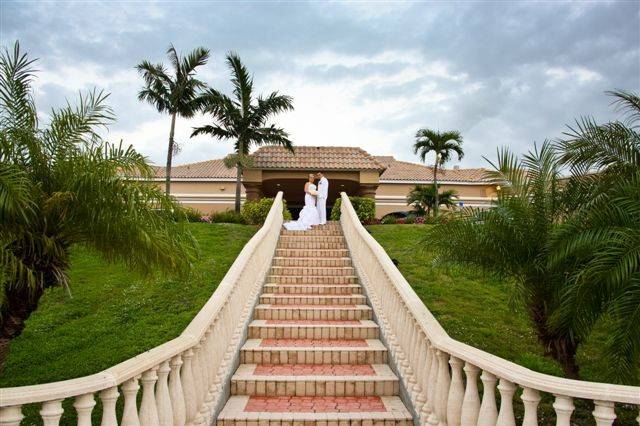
[545,66,603,86]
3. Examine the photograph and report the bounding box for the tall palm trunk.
[165,112,177,195]
[433,161,439,218]
[530,301,580,379]
[235,162,243,214]
[235,140,244,213]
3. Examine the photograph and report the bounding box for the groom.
[316,172,329,225]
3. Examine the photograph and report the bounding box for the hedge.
[330,196,376,222]
[241,197,292,225]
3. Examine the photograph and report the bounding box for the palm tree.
[413,129,464,217]
[426,142,583,378]
[0,43,198,370]
[549,90,640,383]
[191,52,294,213]
[406,184,457,217]
[137,44,210,195]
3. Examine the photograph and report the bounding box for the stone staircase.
[217,221,413,425]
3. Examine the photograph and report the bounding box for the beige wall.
[147,177,497,217]
[374,182,497,218]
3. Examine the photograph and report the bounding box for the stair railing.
[0,192,285,426]
[339,192,640,426]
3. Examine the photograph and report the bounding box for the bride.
[283,174,320,231]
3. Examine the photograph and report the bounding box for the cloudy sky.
[2,1,639,168]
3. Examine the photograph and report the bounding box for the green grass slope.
[0,223,256,387]
[367,225,638,424]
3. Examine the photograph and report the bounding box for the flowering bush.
[414,216,426,224]
[200,215,212,223]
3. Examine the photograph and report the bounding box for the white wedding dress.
[284,184,321,231]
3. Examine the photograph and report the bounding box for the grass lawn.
[367,224,638,424]
[0,223,257,388]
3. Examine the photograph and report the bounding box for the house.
[144,146,498,218]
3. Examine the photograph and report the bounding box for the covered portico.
[242,146,385,210]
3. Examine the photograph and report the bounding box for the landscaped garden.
[368,224,639,423]
[0,223,256,388]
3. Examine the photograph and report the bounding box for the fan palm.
[426,142,583,378]
[137,44,210,194]
[550,90,640,383]
[0,42,198,370]
[413,129,464,217]
[406,184,457,217]
[191,52,294,213]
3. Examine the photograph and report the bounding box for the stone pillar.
[358,183,378,198]
[243,182,262,201]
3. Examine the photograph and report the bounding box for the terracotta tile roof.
[250,146,386,171]
[375,156,490,183]
[148,159,236,179]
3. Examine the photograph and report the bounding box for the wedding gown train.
[283,184,320,231]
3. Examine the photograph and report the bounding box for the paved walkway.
[217,222,413,425]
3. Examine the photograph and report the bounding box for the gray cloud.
[1,0,638,168]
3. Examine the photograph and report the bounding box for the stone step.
[248,320,379,339]
[230,364,399,397]
[270,266,356,277]
[272,257,352,267]
[277,241,347,250]
[253,304,373,321]
[275,248,350,258]
[267,275,359,285]
[217,396,413,425]
[259,294,367,306]
[262,284,363,295]
[281,228,343,236]
[280,235,345,243]
[240,339,388,365]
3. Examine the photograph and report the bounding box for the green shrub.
[210,210,246,224]
[242,198,292,225]
[178,206,204,222]
[330,196,376,222]
[405,215,416,224]
[381,215,397,225]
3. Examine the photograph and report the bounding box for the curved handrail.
[339,192,640,406]
[0,192,284,407]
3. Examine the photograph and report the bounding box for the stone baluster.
[192,343,205,410]
[425,345,438,418]
[446,356,464,426]
[420,340,434,424]
[156,361,174,426]
[139,367,160,426]
[169,354,186,426]
[181,348,197,423]
[477,371,498,426]
[520,387,540,426]
[460,363,480,426]
[121,376,141,426]
[0,405,24,426]
[405,319,419,406]
[74,393,96,426]
[39,400,63,426]
[205,325,217,389]
[496,378,516,426]
[592,401,616,425]
[415,335,429,418]
[100,386,120,426]
[436,350,451,426]
[425,347,440,426]
[552,395,574,426]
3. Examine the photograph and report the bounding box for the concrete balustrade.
[0,192,285,425]
[338,191,640,426]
